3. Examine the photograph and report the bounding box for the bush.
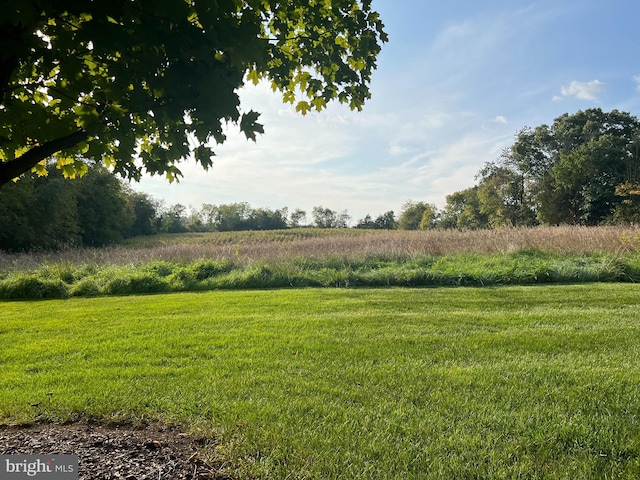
[193,259,234,280]
[0,276,69,300]
[102,273,169,295]
[70,278,101,297]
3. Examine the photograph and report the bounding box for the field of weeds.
[1,226,640,299]
[3,225,640,269]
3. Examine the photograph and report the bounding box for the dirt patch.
[0,422,230,479]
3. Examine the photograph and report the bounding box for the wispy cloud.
[133,2,640,221]
[557,80,604,101]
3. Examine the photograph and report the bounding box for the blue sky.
[136,0,640,223]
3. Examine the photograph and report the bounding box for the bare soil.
[0,422,230,479]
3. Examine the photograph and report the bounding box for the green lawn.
[2,284,640,478]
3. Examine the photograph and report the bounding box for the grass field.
[3,226,640,299]
[2,284,640,478]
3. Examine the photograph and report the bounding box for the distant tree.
[475,162,537,227]
[440,188,488,229]
[199,204,219,231]
[185,208,208,233]
[501,108,640,225]
[419,205,439,230]
[356,211,397,229]
[0,173,37,250]
[374,211,397,230]
[160,204,188,234]
[248,207,288,230]
[0,0,387,186]
[33,171,82,247]
[213,202,252,231]
[75,166,134,245]
[312,206,335,228]
[312,206,350,228]
[288,209,307,228]
[355,214,375,229]
[398,201,439,230]
[336,210,351,228]
[613,182,640,224]
[126,190,159,237]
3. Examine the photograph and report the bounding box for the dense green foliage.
[2,247,640,300]
[0,173,358,249]
[442,108,640,228]
[2,285,640,478]
[311,205,351,228]
[0,0,386,185]
[354,210,396,229]
[397,201,438,230]
[392,109,640,230]
[0,166,158,250]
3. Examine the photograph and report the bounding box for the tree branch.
[0,129,88,187]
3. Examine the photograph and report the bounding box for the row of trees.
[3,108,640,250]
[0,166,159,250]
[169,107,640,232]
[0,162,417,251]
[0,164,367,250]
[397,109,640,230]
[149,204,353,234]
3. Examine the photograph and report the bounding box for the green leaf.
[240,111,264,141]
[295,101,311,115]
[311,97,326,111]
[0,0,387,185]
[283,90,296,104]
[246,69,261,85]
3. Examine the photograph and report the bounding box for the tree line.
[2,108,640,251]
[398,108,640,230]
[0,163,365,251]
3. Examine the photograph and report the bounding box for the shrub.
[102,273,169,295]
[145,262,175,278]
[193,259,234,280]
[0,276,69,300]
[70,278,101,297]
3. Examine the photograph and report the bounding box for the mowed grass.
[2,284,640,478]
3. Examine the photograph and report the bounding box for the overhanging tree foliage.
[0,0,387,186]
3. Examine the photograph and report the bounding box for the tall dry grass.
[2,226,640,272]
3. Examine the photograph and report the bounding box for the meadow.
[2,285,640,478]
[2,226,640,478]
[2,226,640,299]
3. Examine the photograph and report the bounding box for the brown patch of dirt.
[0,422,231,479]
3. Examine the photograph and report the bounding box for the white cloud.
[493,115,508,124]
[559,80,604,100]
[634,75,640,92]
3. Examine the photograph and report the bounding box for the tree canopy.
[0,0,387,186]
[442,108,640,227]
